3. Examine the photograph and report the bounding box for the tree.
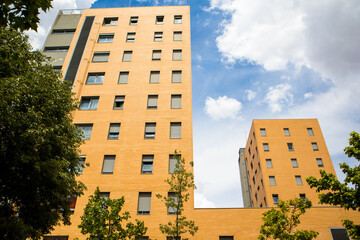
[78,187,147,240]
[0,27,85,240]
[306,131,360,239]
[156,152,198,240]
[258,198,319,240]
[0,0,52,31]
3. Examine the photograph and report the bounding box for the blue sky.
[28,0,360,208]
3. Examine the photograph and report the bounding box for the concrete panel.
[53,14,81,29]
[44,51,68,66]
[45,34,74,47]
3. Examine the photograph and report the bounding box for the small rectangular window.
[263,143,269,152]
[260,128,266,136]
[113,95,125,110]
[44,46,69,52]
[295,175,303,185]
[291,158,298,168]
[284,128,290,136]
[252,176,255,184]
[103,17,118,26]
[316,158,324,167]
[312,142,319,151]
[52,29,76,34]
[147,95,158,109]
[102,155,115,174]
[52,66,62,71]
[152,50,161,61]
[250,161,253,169]
[92,52,110,62]
[167,192,178,214]
[68,195,77,212]
[99,192,110,199]
[171,95,181,109]
[145,123,156,139]
[156,16,164,24]
[287,143,294,151]
[122,51,132,62]
[170,122,181,139]
[266,159,272,168]
[172,70,182,83]
[108,123,120,139]
[167,237,180,240]
[76,124,93,140]
[173,31,182,41]
[330,228,350,240]
[154,31,163,41]
[307,128,314,136]
[77,155,86,174]
[135,237,149,240]
[118,72,129,84]
[174,15,182,24]
[150,71,160,83]
[126,32,136,42]
[269,176,276,186]
[86,72,104,84]
[141,155,154,174]
[299,194,306,202]
[130,16,138,25]
[98,33,114,43]
[169,154,180,174]
[272,194,279,205]
[173,49,182,60]
[138,192,151,215]
[79,97,99,110]
[255,192,258,201]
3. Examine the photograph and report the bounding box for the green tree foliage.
[258,198,319,240]
[307,131,360,239]
[156,152,198,240]
[0,27,85,240]
[78,187,147,240]
[0,0,52,31]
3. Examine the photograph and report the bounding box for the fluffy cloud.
[264,83,293,113]
[194,192,216,208]
[204,96,242,120]
[245,90,256,101]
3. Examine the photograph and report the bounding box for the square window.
[130,16,138,25]
[287,143,294,151]
[118,72,129,84]
[173,49,182,60]
[312,142,319,151]
[76,124,93,140]
[171,95,181,109]
[272,194,279,205]
[122,51,132,62]
[154,31,163,41]
[266,159,272,168]
[103,17,118,26]
[102,155,115,174]
[98,33,114,43]
[169,154,180,174]
[284,128,290,136]
[316,158,324,167]
[170,122,181,139]
[152,50,161,60]
[307,128,314,136]
[295,175,303,185]
[79,97,99,110]
[86,72,104,84]
[150,71,160,83]
[126,32,136,42]
[77,155,86,174]
[260,128,266,136]
[156,16,164,24]
[138,192,151,214]
[263,143,269,152]
[144,123,156,139]
[141,155,154,174]
[108,123,120,139]
[291,158,298,168]
[173,31,182,41]
[167,192,178,214]
[172,70,182,83]
[92,52,110,62]
[113,95,125,110]
[269,176,276,186]
[174,15,182,24]
[147,95,158,109]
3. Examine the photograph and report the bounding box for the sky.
[27,0,360,208]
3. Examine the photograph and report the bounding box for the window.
[174,15,182,24]
[149,71,160,83]
[284,128,290,136]
[108,123,120,139]
[266,159,273,168]
[103,17,118,26]
[171,95,181,109]
[248,148,251,155]
[79,97,99,110]
[173,49,182,60]
[169,154,179,174]
[272,194,279,205]
[138,192,151,214]
[99,192,110,199]
[329,228,350,240]
[287,143,294,151]
[152,50,161,60]
[269,176,276,186]
[312,142,319,151]
[141,155,154,174]
[52,66,62,71]
[154,32,163,41]
[170,122,181,139]
[263,143,269,152]
[77,155,86,174]
[92,52,110,62]
[98,33,114,43]
[167,237,180,240]
[260,128,266,136]
[147,95,158,109]
[130,16,138,25]
[68,195,77,212]
[250,162,253,169]
[172,70,182,83]
[173,31,182,41]
[135,237,149,240]
[290,158,298,168]
[156,16,164,24]
[316,158,324,167]
[122,51,132,62]
[252,176,255,184]
[44,46,69,52]
[295,175,303,185]
[126,32,136,42]
[52,29,75,34]
[76,124,93,140]
[113,95,125,110]
[144,123,156,139]
[299,194,306,202]
[118,72,129,84]
[43,236,69,240]
[255,146,258,153]
[307,128,314,136]
[86,73,104,84]
[167,192,178,214]
[255,192,258,201]
[102,155,115,174]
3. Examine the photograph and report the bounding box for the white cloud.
[245,90,256,101]
[264,83,293,113]
[204,96,242,120]
[194,192,216,208]
[304,92,312,99]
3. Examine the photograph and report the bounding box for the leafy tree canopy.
[0,27,85,240]
[78,187,147,240]
[258,198,319,240]
[0,0,52,31]
[307,131,360,239]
